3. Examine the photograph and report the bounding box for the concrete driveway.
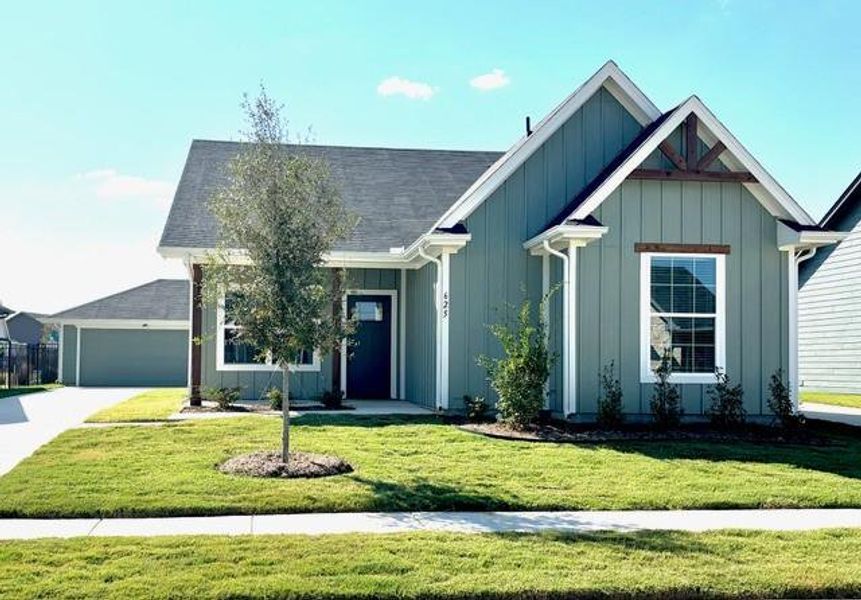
[0,387,147,476]
[801,402,861,427]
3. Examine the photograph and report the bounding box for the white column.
[541,253,550,407]
[566,242,578,417]
[399,268,407,400]
[57,325,64,383]
[185,261,194,398]
[75,325,81,386]
[340,294,348,398]
[439,251,451,409]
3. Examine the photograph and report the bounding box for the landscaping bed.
[180,401,355,414]
[219,450,352,478]
[2,529,861,599]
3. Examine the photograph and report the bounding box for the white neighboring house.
[799,171,861,394]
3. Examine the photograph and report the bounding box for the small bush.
[463,395,489,423]
[478,299,554,430]
[706,368,746,428]
[203,386,241,410]
[596,361,624,428]
[321,389,345,410]
[265,387,283,411]
[768,369,805,430]
[650,352,682,429]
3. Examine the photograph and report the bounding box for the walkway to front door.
[346,294,394,399]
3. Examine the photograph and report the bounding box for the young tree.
[203,87,356,462]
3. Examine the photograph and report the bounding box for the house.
[0,302,11,340]
[799,171,861,393]
[51,280,189,387]
[158,61,844,417]
[4,312,51,345]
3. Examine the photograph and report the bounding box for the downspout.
[542,241,570,416]
[789,247,817,413]
[418,247,444,410]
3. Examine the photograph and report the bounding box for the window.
[352,301,383,322]
[640,253,725,383]
[216,292,319,372]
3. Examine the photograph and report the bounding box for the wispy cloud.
[75,169,175,207]
[376,76,436,100]
[469,68,510,91]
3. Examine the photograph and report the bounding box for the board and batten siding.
[799,199,861,393]
[575,179,789,417]
[405,262,437,408]
[448,87,644,411]
[200,267,403,401]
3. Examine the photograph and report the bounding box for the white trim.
[439,251,451,410]
[524,223,609,254]
[433,62,660,230]
[566,241,578,416]
[214,292,321,373]
[570,96,816,226]
[777,221,847,251]
[50,319,188,330]
[541,253,550,408]
[185,261,194,397]
[74,325,81,386]
[639,252,726,385]
[399,268,407,400]
[57,325,64,383]
[343,289,399,399]
[542,241,571,415]
[418,247,445,409]
[788,247,817,412]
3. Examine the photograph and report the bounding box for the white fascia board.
[570,96,817,226]
[523,224,609,254]
[776,221,847,251]
[51,319,189,330]
[433,62,662,230]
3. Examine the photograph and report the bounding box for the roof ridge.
[190,139,504,155]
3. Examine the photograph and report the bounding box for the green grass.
[802,391,861,409]
[1,530,861,599]
[0,384,61,400]
[85,388,186,423]
[1,415,861,518]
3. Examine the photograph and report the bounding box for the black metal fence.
[0,340,58,388]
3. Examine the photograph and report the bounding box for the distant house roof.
[50,280,189,322]
[0,303,12,318]
[159,140,503,253]
[820,170,861,229]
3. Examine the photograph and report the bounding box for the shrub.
[265,387,283,411]
[478,299,553,430]
[203,386,241,411]
[463,395,489,423]
[768,369,805,430]
[650,352,682,429]
[321,389,345,410]
[596,361,624,428]
[706,368,746,428]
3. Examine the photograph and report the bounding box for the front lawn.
[802,390,861,410]
[1,415,860,518]
[0,384,61,400]
[85,388,186,423]
[1,529,860,599]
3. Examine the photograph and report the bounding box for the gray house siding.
[574,180,789,417]
[79,329,188,387]
[60,325,77,384]
[799,199,861,393]
[405,262,437,408]
[200,267,404,401]
[448,88,644,410]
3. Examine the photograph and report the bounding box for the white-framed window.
[216,291,320,372]
[639,252,725,384]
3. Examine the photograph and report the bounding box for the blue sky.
[2,0,859,312]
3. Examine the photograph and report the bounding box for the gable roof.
[159,141,502,254]
[50,279,189,323]
[0,303,12,318]
[820,170,861,228]
[433,61,662,230]
[560,96,816,226]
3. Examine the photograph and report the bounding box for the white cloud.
[469,68,510,91]
[376,76,436,100]
[75,169,175,207]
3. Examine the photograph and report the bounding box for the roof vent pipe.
[526,116,532,136]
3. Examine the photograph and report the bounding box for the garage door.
[79,328,188,386]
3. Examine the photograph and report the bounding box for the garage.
[50,279,189,387]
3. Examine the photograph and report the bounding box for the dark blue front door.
[347,295,392,399]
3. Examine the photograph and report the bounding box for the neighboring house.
[0,302,11,340]
[5,312,49,345]
[50,280,189,387]
[799,172,861,393]
[154,61,843,417]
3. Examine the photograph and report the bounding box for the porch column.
[566,242,578,417]
[189,263,203,406]
[439,250,452,410]
[541,253,550,407]
[787,247,817,413]
[331,269,343,395]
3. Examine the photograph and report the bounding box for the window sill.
[216,363,321,373]
[640,372,719,385]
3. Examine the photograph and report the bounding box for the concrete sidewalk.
[2,508,861,540]
[802,402,861,427]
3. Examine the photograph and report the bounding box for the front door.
[346,295,392,399]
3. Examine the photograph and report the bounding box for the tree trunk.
[281,363,291,463]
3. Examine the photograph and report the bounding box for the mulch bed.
[218,451,353,478]
[459,422,833,446]
[181,402,355,414]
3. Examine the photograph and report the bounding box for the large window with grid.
[639,253,725,384]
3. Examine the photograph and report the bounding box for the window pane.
[671,317,694,345]
[672,258,695,285]
[693,317,715,346]
[353,301,383,322]
[694,259,716,286]
[651,258,672,284]
[649,316,672,370]
[295,348,314,365]
[671,285,693,313]
[694,346,716,372]
[224,328,265,364]
[694,284,716,313]
[651,284,672,313]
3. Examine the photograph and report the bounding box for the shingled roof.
[50,280,189,322]
[159,140,503,253]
